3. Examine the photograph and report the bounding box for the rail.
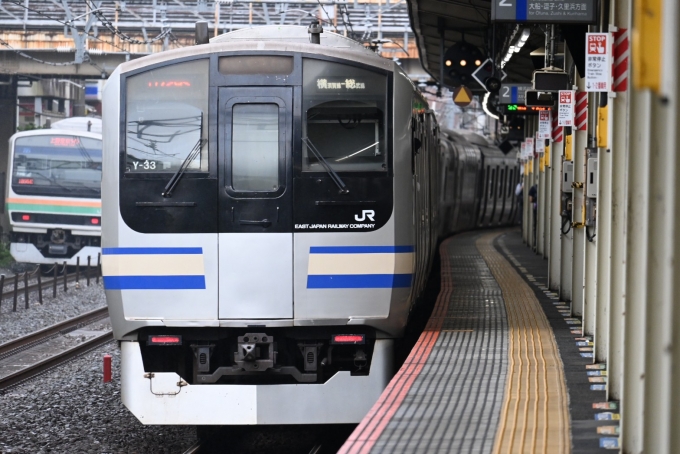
[0,307,109,359]
[0,307,112,391]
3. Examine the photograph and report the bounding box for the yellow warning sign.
[452,86,473,107]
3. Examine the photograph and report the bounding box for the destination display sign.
[502,104,551,116]
[492,0,597,24]
[499,84,532,104]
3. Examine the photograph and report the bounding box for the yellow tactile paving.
[477,232,571,454]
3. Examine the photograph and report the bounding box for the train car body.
[101,25,518,426]
[6,118,102,267]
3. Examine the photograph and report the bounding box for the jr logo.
[355,210,376,222]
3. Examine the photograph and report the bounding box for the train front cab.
[102,40,426,425]
[6,129,102,266]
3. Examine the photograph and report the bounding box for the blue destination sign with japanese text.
[492,0,597,24]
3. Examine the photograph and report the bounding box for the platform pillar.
[571,73,587,316]
[637,1,679,452]
[560,48,575,303]
[548,138,564,292]
[594,97,612,363]
[538,151,546,256]
[607,0,632,404]
[621,84,651,454]
[583,89,599,337]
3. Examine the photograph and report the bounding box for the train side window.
[302,58,388,173]
[231,104,279,191]
[124,59,209,173]
[488,168,495,198]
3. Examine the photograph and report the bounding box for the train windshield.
[124,59,209,174]
[12,135,102,198]
[302,59,387,173]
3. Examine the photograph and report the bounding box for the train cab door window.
[218,87,293,320]
[231,104,280,192]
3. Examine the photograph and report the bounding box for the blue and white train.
[101,25,518,426]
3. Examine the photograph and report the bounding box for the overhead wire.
[7,0,131,63]
[338,4,355,40]
[85,0,172,45]
[314,0,338,34]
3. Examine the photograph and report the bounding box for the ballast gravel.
[0,343,197,453]
[0,282,106,345]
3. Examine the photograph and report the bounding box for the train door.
[217,87,294,319]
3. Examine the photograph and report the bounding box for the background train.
[6,117,102,270]
[101,25,518,426]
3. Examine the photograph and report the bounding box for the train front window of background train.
[125,59,209,173]
[302,59,387,172]
[12,135,102,198]
[231,104,279,192]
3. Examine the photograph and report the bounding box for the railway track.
[0,307,112,391]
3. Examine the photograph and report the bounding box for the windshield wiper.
[162,139,204,198]
[302,137,349,194]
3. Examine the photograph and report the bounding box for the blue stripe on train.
[103,275,206,290]
[307,274,412,289]
[309,246,414,254]
[102,247,203,255]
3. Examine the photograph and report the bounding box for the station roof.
[405,0,549,87]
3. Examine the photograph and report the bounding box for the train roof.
[210,25,368,52]
[441,129,489,146]
[441,129,515,157]
[115,25,392,76]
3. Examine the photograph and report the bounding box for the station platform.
[340,228,619,454]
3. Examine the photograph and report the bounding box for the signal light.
[21,214,31,221]
[475,59,482,66]
[91,218,100,225]
[445,60,452,67]
[331,334,365,344]
[148,335,182,345]
[459,59,467,66]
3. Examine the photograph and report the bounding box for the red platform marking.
[613,29,629,92]
[575,92,588,131]
[339,240,456,454]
